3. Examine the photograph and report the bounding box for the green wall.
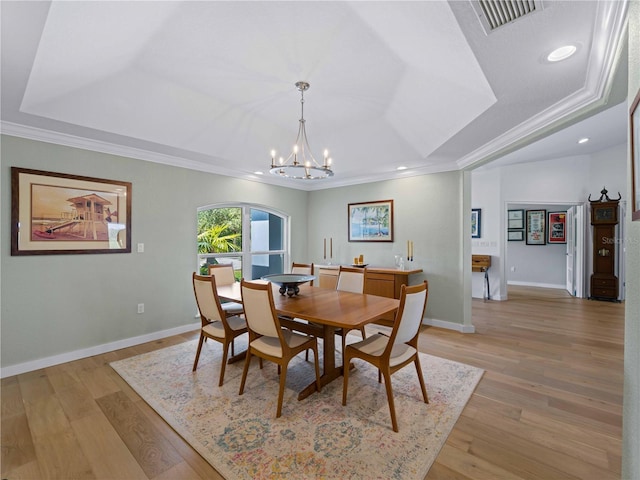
[1,135,470,374]
[0,136,309,370]
[308,172,471,331]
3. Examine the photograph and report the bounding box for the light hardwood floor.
[2,286,624,479]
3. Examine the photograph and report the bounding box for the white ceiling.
[0,1,629,191]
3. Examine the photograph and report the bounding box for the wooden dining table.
[216,282,399,400]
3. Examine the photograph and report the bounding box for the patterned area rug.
[110,335,483,480]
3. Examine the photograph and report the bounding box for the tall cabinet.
[589,188,620,301]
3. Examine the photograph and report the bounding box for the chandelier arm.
[269,81,334,180]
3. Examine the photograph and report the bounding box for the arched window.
[197,203,289,280]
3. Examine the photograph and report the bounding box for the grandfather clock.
[589,188,621,301]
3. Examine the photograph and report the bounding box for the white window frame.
[197,202,290,279]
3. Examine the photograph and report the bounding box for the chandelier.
[270,81,334,180]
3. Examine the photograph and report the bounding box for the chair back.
[336,266,365,293]
[240,280,281,338]
[389,281,429,349]
[208,264,237,286]
[291,262,314,286]
[192,273,225,326]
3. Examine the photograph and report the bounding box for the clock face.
[595,207,614,221]
[591,203,618,224]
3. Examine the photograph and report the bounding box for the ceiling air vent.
[473,0,541,32]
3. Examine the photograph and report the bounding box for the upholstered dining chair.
[342,280,429,432]
[291,262,314,286]
[239,279,321,418]
[208,264,244,317]
[192,273,248,386]
[335,265,368,355]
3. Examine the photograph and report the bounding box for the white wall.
[472,143,627,299]
[623,1,640,477]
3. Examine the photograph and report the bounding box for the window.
[197,204,288,280]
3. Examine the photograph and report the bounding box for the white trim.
[1,323,200,378]
[507,281,566,289]
[422,317,475,333]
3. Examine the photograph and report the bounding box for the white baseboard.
[1,322,200,378]
[507,281,566,289]
[422,317,475,333]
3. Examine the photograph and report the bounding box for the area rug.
[110,336,483,480]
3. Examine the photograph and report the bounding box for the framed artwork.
[508,209,524,230]
[631,87,640,221]
[526,209,546,245]
[11,167,132,256]
[548,211,567,243]
[348,199,393,242]
[471,208,481,238]
[508,230,524,241]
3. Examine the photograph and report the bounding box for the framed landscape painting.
[11,167,132,255]
[348,199,393,242]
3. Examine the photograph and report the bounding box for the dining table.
[216,281,399,400]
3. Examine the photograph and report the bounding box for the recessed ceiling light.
[396,166,408,171]
[547,45,577,62]
[254,171,264,175]
[577,137,590,144]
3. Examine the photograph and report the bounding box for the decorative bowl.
[260,273,315,296]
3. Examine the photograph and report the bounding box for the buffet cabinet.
[315,265,423,325]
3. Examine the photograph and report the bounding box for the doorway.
[504,202,586,299]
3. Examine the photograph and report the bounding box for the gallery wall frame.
[348,199,393,242]
[548,211,567,244]
[508,230,524,241]
[11,167,132,255]
[507,209,524,230]
[471,208,481,238]
[630,87,640,221]
[526,209,546,245]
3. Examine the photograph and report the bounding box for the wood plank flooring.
[1,286,624,479]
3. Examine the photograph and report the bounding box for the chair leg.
[312,343,321,393]
[414,356,429,403]
[342,350,351,406]
[238,350,252,395]
[192,333,205,371]
[219,340,230,387]
[381,369,399,432]
[231,338,235,357]
[276,361,288,418]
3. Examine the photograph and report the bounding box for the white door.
[566,207,575,295]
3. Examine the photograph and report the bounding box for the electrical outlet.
[137,303,144,314]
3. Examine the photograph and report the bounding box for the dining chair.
[291,262,314,286]
[192,273,248,386]
[239,279,321,418]
[208,264,244,317]
[342,280,429,432]
[335,265,368,356]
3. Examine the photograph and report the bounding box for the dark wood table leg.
[298,325,341,400]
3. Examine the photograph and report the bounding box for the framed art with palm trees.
[348,199,394,242]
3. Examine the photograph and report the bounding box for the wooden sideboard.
[314,265,423,325]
